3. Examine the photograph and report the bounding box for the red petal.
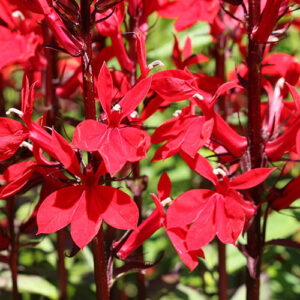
[0,118,28,161]
[97,62,113,118]
[167,226,204,271]
[0,162,36,199]
[210,80,242,106]
[181,117,213,158]
[272,176,300,210]
[157,172,172,201]
[213,112,247,157]
[215,195,244,245]
[180,152,217,185]
[70,188,103,249]
[117,209,164,259]
[166,189,214,228]
[230,168,275,190]
[186,198,216,250]
[52,129,82,177]
[119,127,150,162]
[118,76,152,119]
[21,74,36,125]
[37,186,83,234]
[285,82,300,112]
[72,120,107,151]
[151,69,198,101]
[97,186,138,229]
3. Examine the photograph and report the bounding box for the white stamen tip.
[130,111,139,119]
[193,93,204,101]
[173,110,182,117]
[148,60,164,70]
[20,141,33,151]
[12,10,25,20]
[161,197,172,207]
[213,168,226,177]
[6,108,24,117]
[112,104,122,112]
[277,78,285,88]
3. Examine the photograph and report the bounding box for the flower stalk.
[245,1,263,299]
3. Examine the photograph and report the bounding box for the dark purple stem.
[57,229,68,300]
[80,1,109,298]
[80,0,96,121]
[92,225,110,300]
[246,1,263,300]
[7,197,19,300]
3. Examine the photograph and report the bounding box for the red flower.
[0,75,56,162]
[172,35,208,69]
[37,130,139,249]
[158,0,220,31]
[117,172,204,271]
[72,62,152,176]
[166,153,275,249]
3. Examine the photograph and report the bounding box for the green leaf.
[0,272,58,299]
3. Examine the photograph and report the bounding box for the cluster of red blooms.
[0,0,299,293]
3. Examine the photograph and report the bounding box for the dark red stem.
[57,229,68,300]
[7,198,19,300]
[80,0,96,120]
[92,225,110,300]
[246,1,263,300]
[80,2,109,298]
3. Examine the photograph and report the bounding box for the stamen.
[173,110,182,117]
[213,168,227,178]
[161,197,172,207]
[112,104,122,112]
[130,111,139,118]
[193,93,204,101]
[6,108,24,117]
[12,10,25,20]
[20,141,33,151]
[148,60,164,70]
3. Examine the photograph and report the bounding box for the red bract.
[117,172,204,271]
[37,130,139,249]
[72,63,152,176]
[166,153,275,249]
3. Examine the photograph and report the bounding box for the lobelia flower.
[72,62,152,176]
[36,129,139,249]
[157,0,220,32]
[0,75,56,162]
[265,82,300,160]
[95,2,134,71]
[171,35,209,70]
[116,172,204,271]
[166,152,275,250]
[28,0,85,56]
